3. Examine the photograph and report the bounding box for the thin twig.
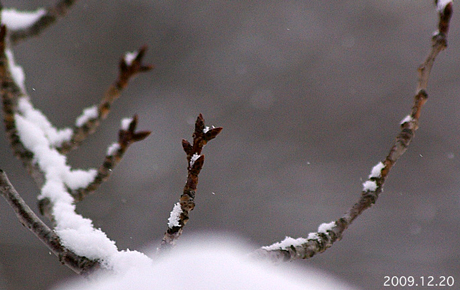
[70,115,151,202]
[0,170,99,275]
[9,0,78,45]
[159,114,222,250]
[57,46,153,154]
[251,1,453,262]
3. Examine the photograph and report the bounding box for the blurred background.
[0,0,459,289]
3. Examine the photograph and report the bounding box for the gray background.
[0,0,459,289]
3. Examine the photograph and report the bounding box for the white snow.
[362,180,377,192]
[15,101,152,268]
[124,51,138,65]
[5,49,26,93]
[11,54,151,270]
[121,117,133,130]
[107,143,120,156]
[400,115,413,125]
[262,222,336,251]
[437,0,452,12]
[53,235,358,290]
[2,8,46,31]
[167,202,182,228]
[17,98,72,146]
[262,236,308,251]
[318,221,335,234]
[307,232,319,240]
[75,106,98,127]
[190,153,201,167]
[203,125,215,133]
[369,162,385,179]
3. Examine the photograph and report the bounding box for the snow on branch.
[0,170,99,275]
[71,115,151,201]
[251,1,453,263]
[0,8,153,273]
[2,8,46,31]
[159,114,222,250]
[58,46,153,154]
[70,115,151,201]
[3,0,78,45]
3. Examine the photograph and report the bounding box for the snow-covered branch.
[3,0,78,45]
[252,1,453,262]
[0,1,455,288]
[0,170,99,275]
[0,3,155,274]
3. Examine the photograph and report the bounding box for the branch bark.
[159,114,222,250]
[9,0,78,45]
[57,46,153,154]
[0,170,100,275]
[70,115,151,202]
[251,1,453,262]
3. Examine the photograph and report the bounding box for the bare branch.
[57,46,153,154]
[70,115,151,202]
[8,0,78,45]
[159,114,222,250]
[0,170,99,275]
[251,1,453,262]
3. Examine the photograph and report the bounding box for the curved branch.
[9,0,78,45]
[0,170,99,275]
[251,1,453,262]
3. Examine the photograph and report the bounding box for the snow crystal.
[262,236,308,251]
[190,153,201,167]
[121,118,133,130]
[76,106,98,127]
[167,202,182,228]
[107,143,120,156]
[400,115,413,125]
[2,8,46,31]
[203,125,215,133]
[318,221,335,234]
[124,51,138,65]
[104,250,153,274]
[64,169,97,190]
[5,49,26,93]
[369,162,385,179]
[307,232,319,240]
[362,180,377,192]
[18,98,72,146]
[57,226,118,260]
[437,0,452,12]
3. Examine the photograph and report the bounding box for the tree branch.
[9,0,78,45]
[0,25,46,188]
[251,1,453,262]
[159,114,222,250]
[57,46,153,154]
[70,115,151,202]
[0,170,100,275]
